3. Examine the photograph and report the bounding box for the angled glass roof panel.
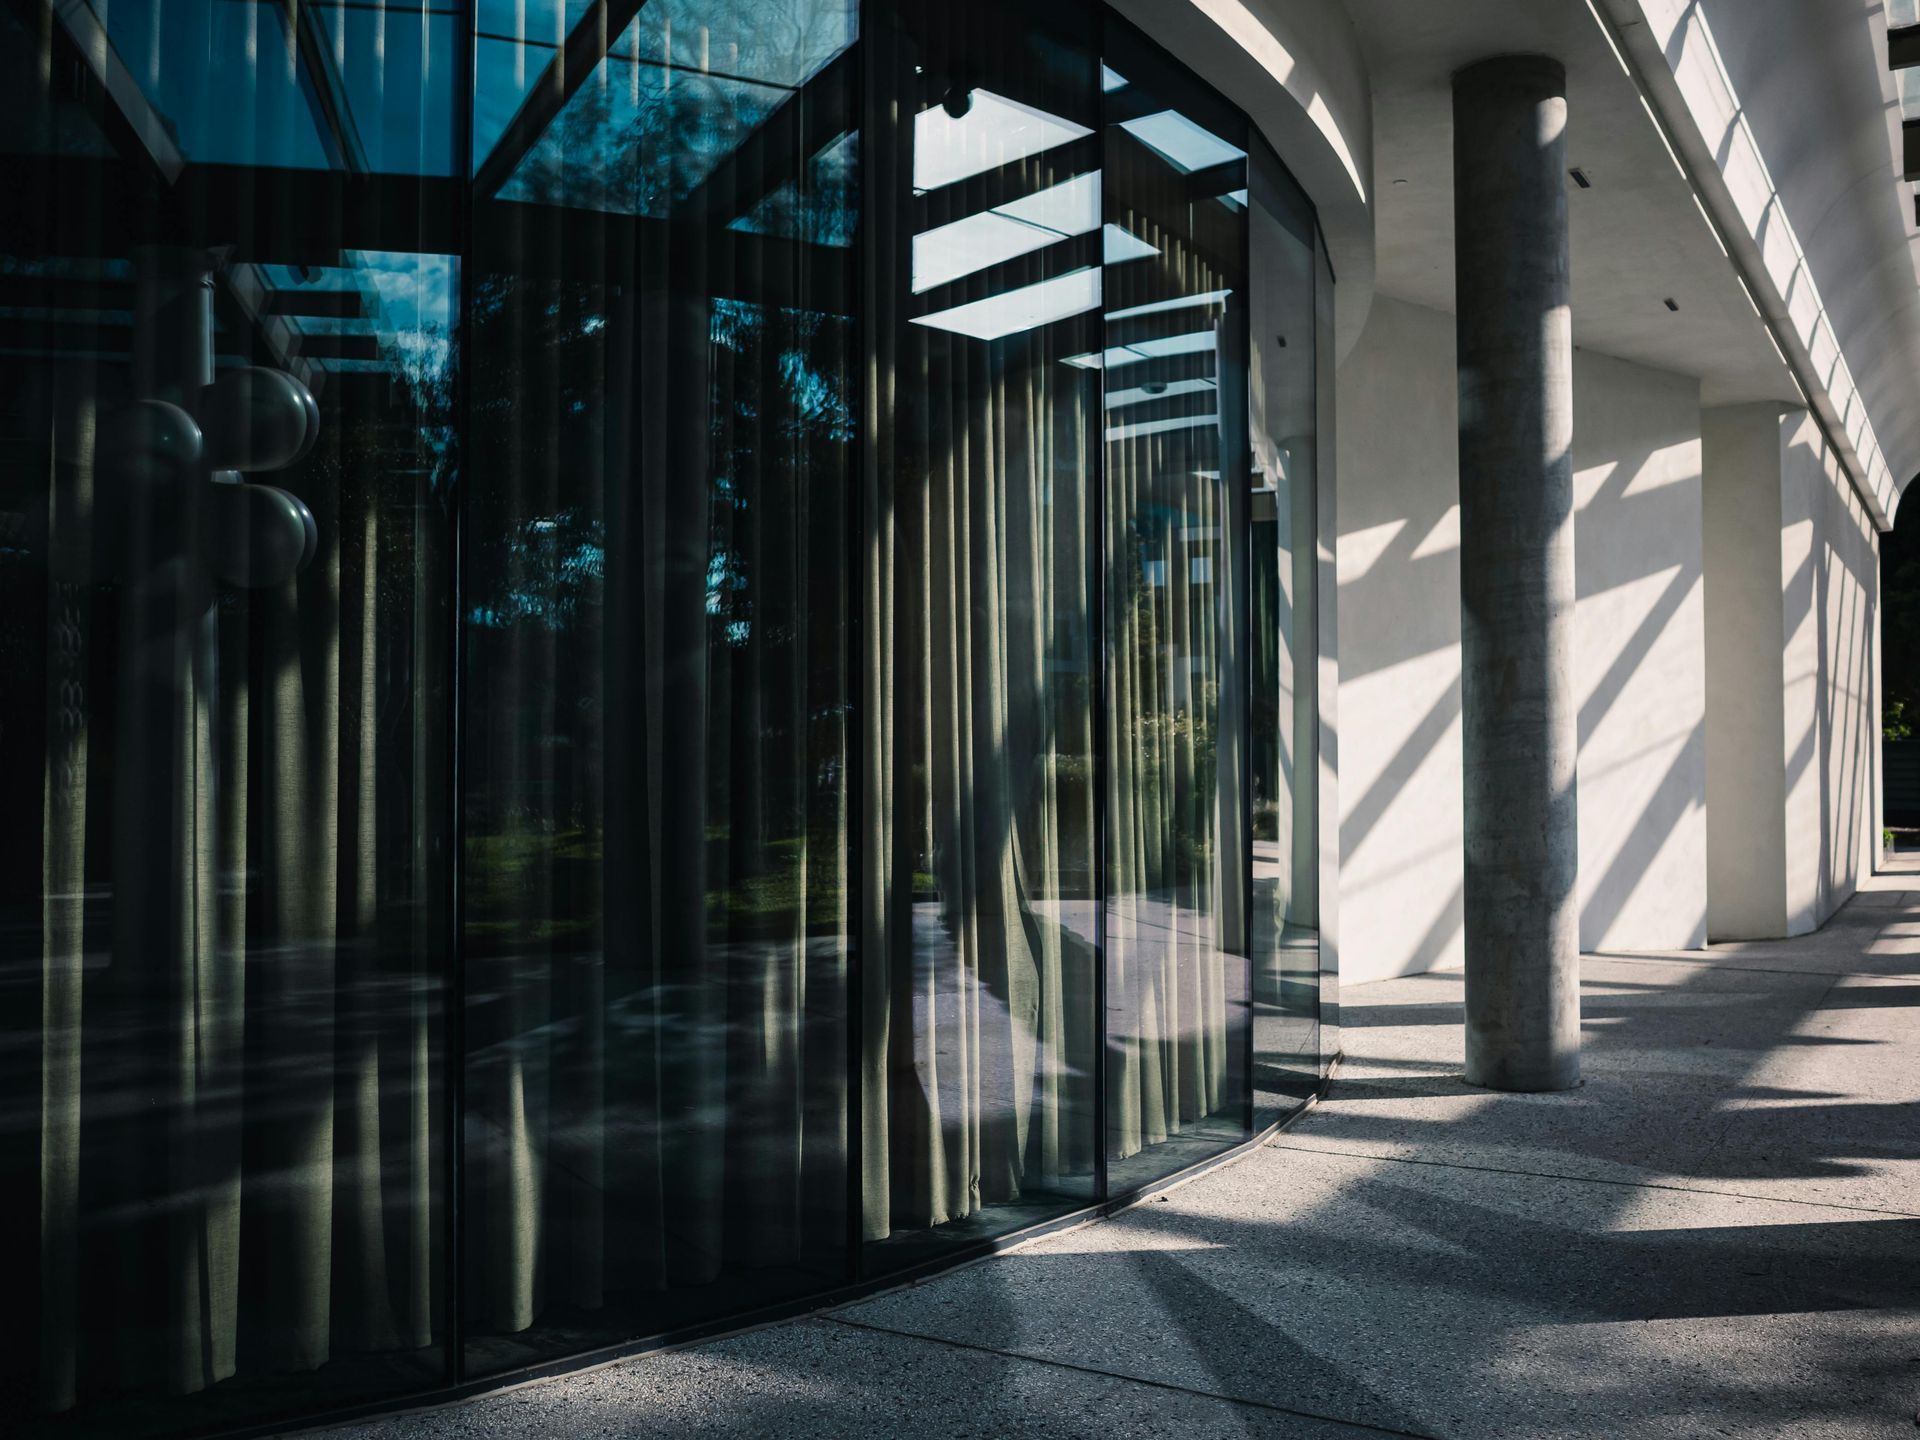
[314,2,461,175]
[493,0,855,217]
[1105,412,1219,442]
[473,0,597,166]
[1106,288,1231,321]
[914,212,1065,293]
[912,171,1100,292]
[729,130,859,247]
[83,0,331,169]
[1067,327,1216,371]
[911,266,1101,341]
[913,90,1093,192]
[1129,328,1217,360]
[1119,109,1245,174]
[1104,376,1215,410]
[1103,224,1159,264]
[995,170,1102,236]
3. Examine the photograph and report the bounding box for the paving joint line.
[1583,951,1920,983]
[820,1315,1441,1439]
[1265,1141,1920,1218]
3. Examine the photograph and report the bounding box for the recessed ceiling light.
[1569,167,1592,189]
[1663,297,1680,312]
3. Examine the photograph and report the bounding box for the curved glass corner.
[0,2,1328,1434]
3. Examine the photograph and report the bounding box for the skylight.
[911,171,1100,292]
[1103,224,1160,263]
[1119,110,1245,174]
[913,91,1093,192]
[1107,289,1232,321]
[1104,376,1216,410]
[911,267,1102,341]
[1063,327,1217,369]
[1106,412,1220,441]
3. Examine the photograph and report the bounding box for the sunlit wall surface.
[0,2,1327,1434]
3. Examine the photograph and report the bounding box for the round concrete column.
[1453,55,1581,1092]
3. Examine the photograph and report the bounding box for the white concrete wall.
[1702,404,1791,938]
[1785,413,1878,928]
[1335,295,1464,985]
[1572,351,1707,952]
[1702,405,1879,939]
[1338,300,1715,982]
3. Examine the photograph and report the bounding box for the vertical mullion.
[1241,171,1256,1140]
[447,0,476,1385]
[1091,11,1110,1206]
[846,0,873,1285]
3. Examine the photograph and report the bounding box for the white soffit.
[1346,0,1912,527]
[1599,0,1916,526]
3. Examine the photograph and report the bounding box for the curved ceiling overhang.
[1112,0,1378,361]
[1600,0,1919,528]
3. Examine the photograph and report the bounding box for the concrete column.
[1453,55,1581,1091]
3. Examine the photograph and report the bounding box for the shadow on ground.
[318,875,1920,1440]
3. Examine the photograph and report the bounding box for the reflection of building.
[0,0,1908,1434]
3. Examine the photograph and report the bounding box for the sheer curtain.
[459,0,856,1359]
[1101,36,1253,1174]
[15,255,450,1409]
[3,4,454,1421]
[859,1,1102,1247]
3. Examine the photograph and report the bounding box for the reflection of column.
[644,286,723,1283]
[1454,57,1581,1092]
[1282,436,1318,933]
[112,245,223,1388]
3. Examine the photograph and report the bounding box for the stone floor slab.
[313,873,1920,1440]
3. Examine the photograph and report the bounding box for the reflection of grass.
[465,824,603,948]
[464,821,848,948]
[707,833,846,934]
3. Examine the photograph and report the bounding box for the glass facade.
[0,2,1327,1434]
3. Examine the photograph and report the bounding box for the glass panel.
[861,0,1102,1270]
[462,0,858,1375]
[313,3,463,176]
[473,0,598,169]
[1314,222,1336,1069]
[68,0,458,176]
[0,10,457,1434]
[1101,23,1253,1194]
[0,5,1333,1426]
[1248,136,1321,1124]
[487,0,858,214]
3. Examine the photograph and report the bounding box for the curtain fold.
[460,0,856,1345]
[1101,84,1250,1167]
[861,2,1101,1243]
[3,4,1326,1425]
[15,229,453,1412]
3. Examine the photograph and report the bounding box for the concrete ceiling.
[1683,0,1920,507]
[1343,0,1799,408]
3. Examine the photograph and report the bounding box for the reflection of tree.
[1116,513,1220,887]
[501,1,855,219]
[461,262,854,950]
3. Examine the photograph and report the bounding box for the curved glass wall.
[0,2,1327,1434]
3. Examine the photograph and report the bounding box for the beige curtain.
[461,15,854,1327]
[1102,198,1245,1162]
[860,8,1100,1241]
[32,297,444,1407]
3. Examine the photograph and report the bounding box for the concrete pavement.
[315,869,1920,1439]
